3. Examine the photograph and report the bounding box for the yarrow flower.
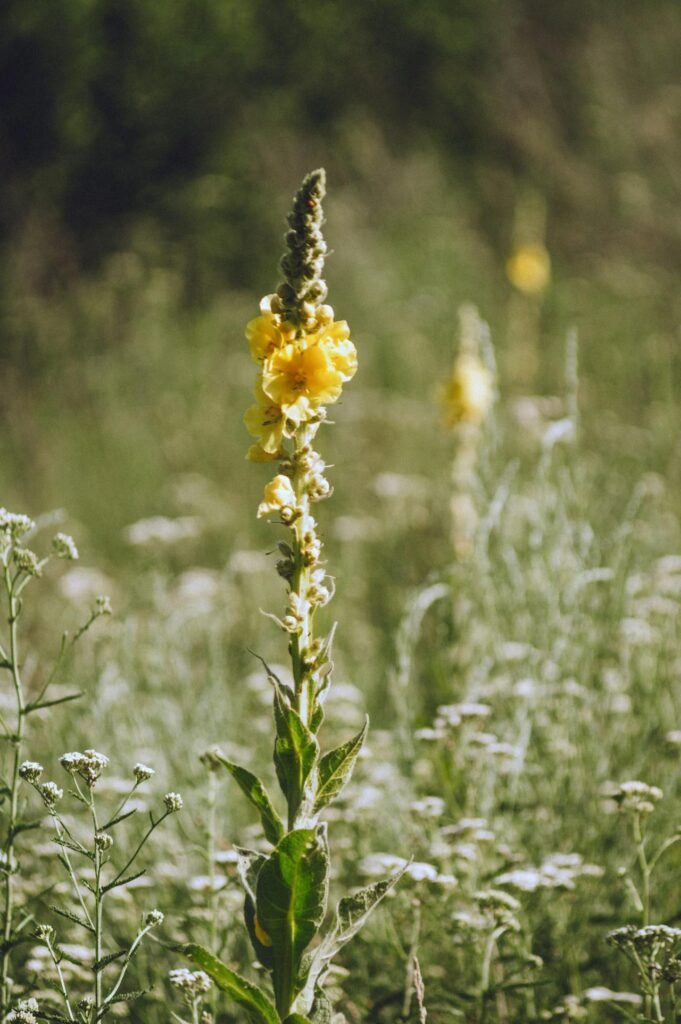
[164,792,183,813]
[19,761,44,784]
[6,1000,39,1024]
[133,762,155,783]
[0,509,34,539]
[52,532,79,560]
[169,967,212,1000]
[614,779,663,816]
[39,781,63,807]
[59,749,109,787]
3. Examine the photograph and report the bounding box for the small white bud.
[19,761,44,784]
[164,792,183,813]
[52,533,79,560]
[133,762,155,783]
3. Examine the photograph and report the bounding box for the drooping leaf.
[236,846,267,903]
[309,988,334,1024]
[314,718,368,813]
[216,754,285,846]
[256,826,329,1016]
[182,944,280,1024]
[297,867,406,1011]
[244,892,275,970]
[234,848,275,968]
[333,871,404,944]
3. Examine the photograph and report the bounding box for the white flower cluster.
[169,967,212,1002]
[52,532,79,560]
[60,749,109,787]
[6,999,39,1024]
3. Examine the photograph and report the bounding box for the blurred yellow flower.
[262,340,345,425]
[443,353,494,428]
[257,474,297,518]
[506,242,551,295]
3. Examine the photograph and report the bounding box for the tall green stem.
[1,568,26,1015]
[290,429,315,729]
[91,796,103,1014]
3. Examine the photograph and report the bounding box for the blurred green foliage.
[3,0,681,299]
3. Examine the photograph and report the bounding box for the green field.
[2,5,681,1021]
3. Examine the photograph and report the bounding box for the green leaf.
[53,836,92,858]
[309,988,334,1024]
[182,944,279,1024]
[244,892,275,970]
[333,868,406,945]
[102,807,137,830]
[284,1016,314,1024]
[102,868,146,893]
[48,904,94,933]
[94,948,127,972]
[215,754,285,846]
[25,691,83,713]
[297,867,406,1013]
[314,718,368,813]
[105,989,148,1004]
[236,848,275,970]
[272,681,319,821]
[257,826,329,1017]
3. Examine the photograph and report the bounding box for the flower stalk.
[181,170,402,1024]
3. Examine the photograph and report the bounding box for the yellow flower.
[443,354,494,428]
[257,474,297,518]
[315,320,358,382]
[246,313,296,363]
[262,340,345,425]
[246,443,280,463]
[244,379,285,454]
[506,242,551,295]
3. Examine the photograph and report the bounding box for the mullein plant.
[441,305,495,561]
[180,170,403,1023]
[0,511,110,1016]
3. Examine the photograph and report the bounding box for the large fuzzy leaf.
[295,867,406,1014]
[182,944,279,1024]
[313,718,368,813]
[215,754,285,846]
[272,680,319,822]
[236,848,275,970]
[257,826,329,1016]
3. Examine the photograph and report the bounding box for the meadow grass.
[1,156,681,1021]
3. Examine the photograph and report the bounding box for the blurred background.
[1,0,680,595]
[3,7,681,1016]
